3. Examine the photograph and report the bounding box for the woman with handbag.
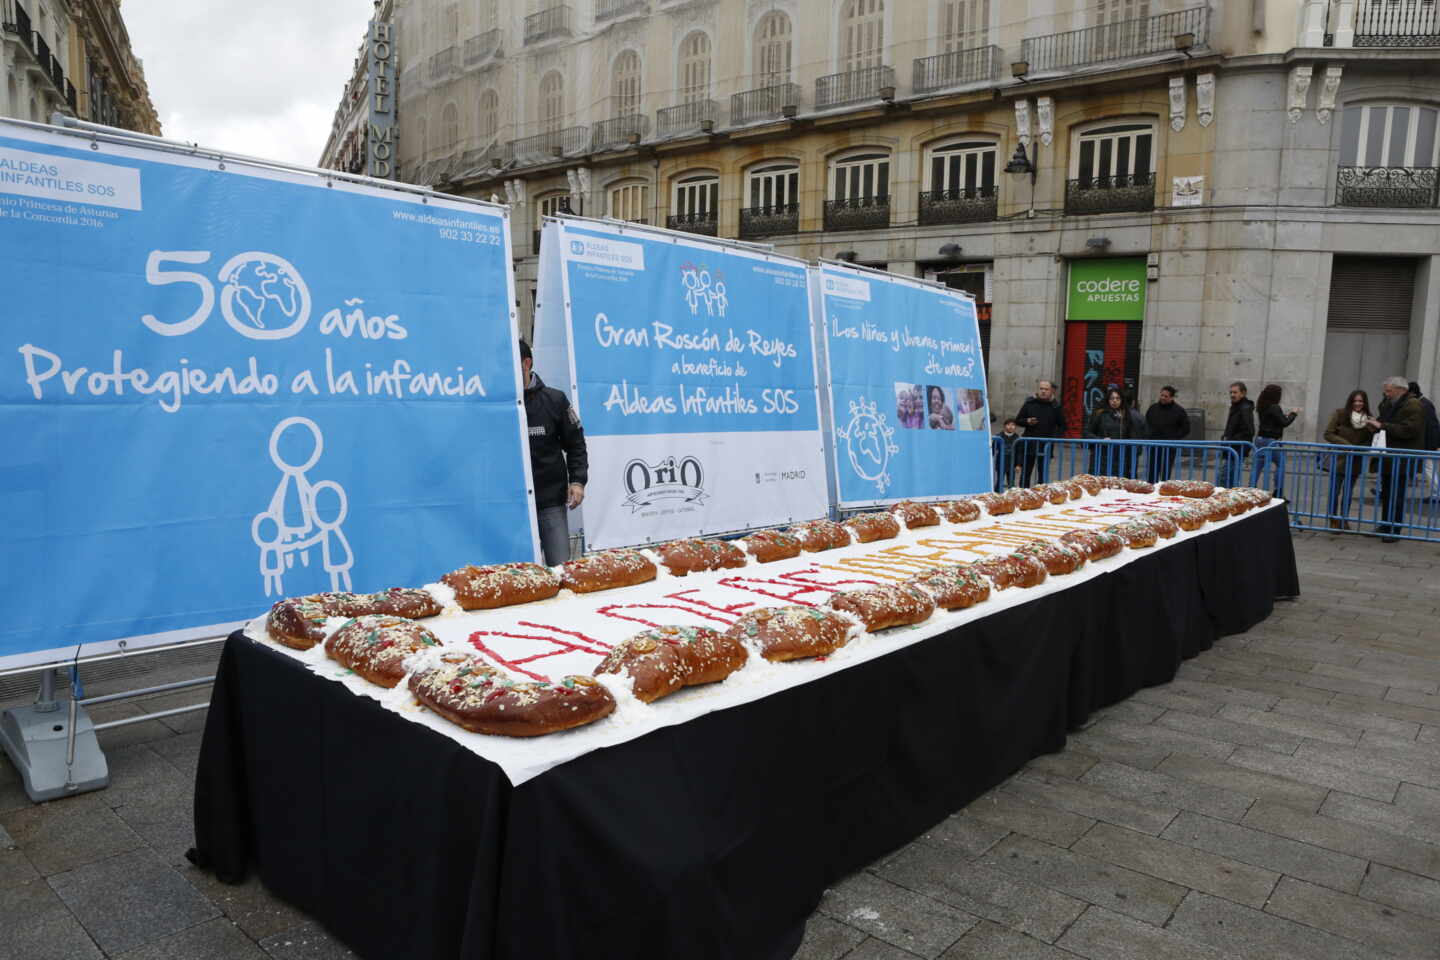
[1322,389,1376,528]
[1250,384,1299,495]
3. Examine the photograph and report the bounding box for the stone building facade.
[369,0,1440,440]
[1,0,159,134]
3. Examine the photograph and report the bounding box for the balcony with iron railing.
[595,0,647,21]
[912,45,1002,94]
[918,186,998,226]
[1335,166,1440,207]
[429,45,457,83]
[739,203,799,238]
[815,65,895,110]
[592,113,650,151]
[2,1,32,40]
[1020,7,1208,74]
[665,211,718,236]
[657,99,718,138]
[33,29,51,73]
[508,125,589,165]
[1064,174,1156,215]
[463,29,501,66]
[1354,0,1440,46]
[823,195,890,231]
[731,82,800,125]
[524,5,572,45]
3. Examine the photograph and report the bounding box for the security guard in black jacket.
[519,340,588,565]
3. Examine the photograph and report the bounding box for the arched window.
[672,172,719,219]
[478,89,499,141]
[830,149,890,202]
[679,31,711,103]
[925,138,997,196]
[538,191,570,219]
[540,70,565,131]
[941,0,988,53]
[746,162,799,210]
[840,0,884,73]
[754,12,792,84]
[441,102,460,150]
[612,50,642,116]
[1072,121,1155,185]
[1340,103,1440,168]
[608,180,650,223]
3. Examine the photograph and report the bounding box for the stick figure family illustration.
[251,417,353,596]
[680,264,728,318]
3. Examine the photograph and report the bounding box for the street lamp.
[1005,142,1036,185]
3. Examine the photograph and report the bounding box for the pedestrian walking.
[1322,389,1375,528]
[1144,385,1190,483]
[519,339,588,564]
[1084,387,1129,475]
[1366,376,1424,542]
[1221,381,1255,488]
[1015,379,1065,486]
[1250,384,1298,495]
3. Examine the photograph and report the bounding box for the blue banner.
[552,219,828,548]
[818,264,991,506]
[0,123,534,666]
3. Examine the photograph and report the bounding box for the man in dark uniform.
[519,340,587,564]
[1221,381,1255,488]
[1144,385,1190,482]
[1015,379,1065,485]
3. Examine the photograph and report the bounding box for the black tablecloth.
[189,504,1298,960]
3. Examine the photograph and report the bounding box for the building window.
[479,89,499,140]
[539,192,570,218]
[840,0,885,72]
[1337,103,1440,207]
[478,0,498,31]
[747,162,799,209]
[1073,122,1154,184]
[826,150,890,230]
[673,173,718,217]
[1095,0,1149,25]
[941,0,989,52]
[754,12,792,84]
[540,70,565,131]
[920,139,998,225]
[608,180,650,222]
[679,31,711,102]
[832,151,890,202]
[1066,122,1157,214]
[441,102,460,151]
[613,50,642,116]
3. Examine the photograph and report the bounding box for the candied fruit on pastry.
[410,654,615,737]
[933,499,982,523]
[325,615,440,688]
[593,626,748,702]
[561,550,657,594]
[744,529,804,564]
[655,538,748,576]
[826,583,936,631]
[843,511,901,543]
[442,563,561,610]
[907,564,991,610]
[888,500,940,528]
[787,519,852,552]
[724,606,852,661]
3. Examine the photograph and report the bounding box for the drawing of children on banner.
[251,417,354,595]
[679,263,728,318]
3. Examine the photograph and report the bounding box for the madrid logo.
[835,396,899,494]
[622,454,708,513]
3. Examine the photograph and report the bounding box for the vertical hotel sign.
[367,15,396,179]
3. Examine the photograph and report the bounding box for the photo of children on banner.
[955,388,986,431]
[895,383,924,429]
[927,385,955,431]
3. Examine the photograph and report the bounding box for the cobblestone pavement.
[2,531,1438,959]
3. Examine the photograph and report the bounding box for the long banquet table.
[189,495,1299,960]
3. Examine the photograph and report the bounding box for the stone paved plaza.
[2,530,1438,960]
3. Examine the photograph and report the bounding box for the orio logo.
[622,454,708,512]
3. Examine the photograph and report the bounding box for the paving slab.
[978,834,1187,927]
[0,872,103,960]
[831,938,918,960]
[1165,886,1374,960]
[1213,703,1360,745]
[960,789,1096,847]
[1086,718,1237,762]
[1152,710,1303,754]
[1065,730,1171,770]
[792,914,868,960]
[1078,760,1254,823]
[113,916,268,960]
[0,793,145,876]
[1222,745,1398,802]
[1242,798,1440,880]
[1294,737,1440,791]
[1069,822,1279,908]
[1270,697,1421,739]
[48,847,219,956]
[1320,789,1440,848]
[937,919,1080,960]
[914,813,1010,860]
[1023,748,1098,780]
[1264,875,1440,958]
[1055,905,1237,960]
[1155,753,1327,811]
[1397,781,1440,819]
[1008,771,1180,835]
[1159,810,1368,893]
[256,921,357,959]
[877,838,1087,943]
[1359,863,1440,921]
[819,871,977,959]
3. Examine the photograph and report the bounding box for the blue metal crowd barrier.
[1258,441,1440,543]
[995,437,1243,492]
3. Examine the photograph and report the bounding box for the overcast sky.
[124,1,377,168]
